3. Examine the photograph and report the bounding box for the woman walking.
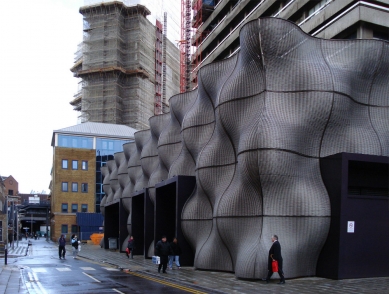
[71,234,80,259]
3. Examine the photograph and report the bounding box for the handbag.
[152,256,160,264]
[272,260,278,272]
[78,245,81,252]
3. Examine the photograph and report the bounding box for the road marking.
[32,268,47,273]
[112,289,125,294]
[26,271,48,294]
[56,267,72,271]
[83,272,101,283]
[28,272,34,282]
[33,272,39,282]
[126,271,207,294]
[80,267,95,270]
[103,267,120,271]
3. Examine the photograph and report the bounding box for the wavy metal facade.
[101,18,389,279]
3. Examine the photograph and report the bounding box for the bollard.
[4,248,7,265]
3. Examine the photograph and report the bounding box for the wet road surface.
[12,239,207,294]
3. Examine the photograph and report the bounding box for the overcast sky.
[0,0,180,194]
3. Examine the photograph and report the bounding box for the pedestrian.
[126,236,135,259]
[155,235,172,273]
[263,235,285,284]
[58,234,66,259]
[168,237,182,270]
[71,234,80,259]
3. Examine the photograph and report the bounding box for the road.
[11,239,205,294]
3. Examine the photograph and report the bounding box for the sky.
[0,0,180,194]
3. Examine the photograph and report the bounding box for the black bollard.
[4,248,7,265]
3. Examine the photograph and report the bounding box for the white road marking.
[80,267,95,270]
[56,267,72,271]
[28,272,34,282]
[83,272,101,283]
[32,268,47,273]
[112,289,125,294]
[103,267,120,271]
[26,271,48,294]
[33,272,39,282]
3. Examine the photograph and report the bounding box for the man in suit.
[263,235,286,284]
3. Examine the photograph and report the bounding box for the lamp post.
[4,195,8,265]
[16,209,26,247]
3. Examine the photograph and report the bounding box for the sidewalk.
[73,243,389,294]
[0,239,30,294]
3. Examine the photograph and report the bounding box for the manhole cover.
[61,283,80,287]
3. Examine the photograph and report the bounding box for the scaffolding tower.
[71,2,180,129]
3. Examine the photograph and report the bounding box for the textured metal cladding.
[122,142,138,213]
[103,17,389,280]
[320,94,382,157]
[168,90,198,177]
[181,55,241,273]
[158,97,185,173]
[371,107,389,156]
[134,129,152,192]
[181,17,389,279]
[322,39,383,105]
[148,113,171,204]
[101,165,113,203]
[260,19,333,92]
[181,219,212,256]
[369,45,389,107]
[114,152,126,201]
[107,159,120,202]
[100,196,107,216]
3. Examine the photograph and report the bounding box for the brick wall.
[51,147,96,241]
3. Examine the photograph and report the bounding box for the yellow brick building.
[50,122,136,242]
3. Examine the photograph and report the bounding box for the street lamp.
[16,208,26,247]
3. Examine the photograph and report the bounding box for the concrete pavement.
[1,239,389,293]
[73,243,389,294]
[0,239,30,294]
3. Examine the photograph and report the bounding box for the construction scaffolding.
[71,2,180,130]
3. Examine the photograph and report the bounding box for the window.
[71,225,78,233]
[81,183,88,193]
[71,204,78,213]
[72,160,78,170]
[81,204,88,212]
[62,159,68,169]
[8,190,13,196]
[61,225,68,234]
[82,160,88,170]
[58,135,93,149]
[62,182,68,192]
[61,203,68,213]
[72,182,78,192]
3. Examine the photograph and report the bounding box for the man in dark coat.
[155,235,172,273]
[264,235,285,284]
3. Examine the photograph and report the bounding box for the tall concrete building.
[191,0,389,82]
[70,2,181,130]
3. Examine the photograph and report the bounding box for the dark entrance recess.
[119,200,128,252]
[104,201,120,249]
[317,152,389,279]
[130,189,146,257]
[155,175,196,266]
